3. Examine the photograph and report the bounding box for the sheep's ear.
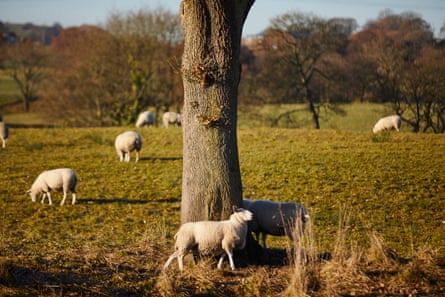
[26,189,31,193]
[232,206,239,213]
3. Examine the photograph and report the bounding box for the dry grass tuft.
[280,208,321,297]
[157,260,238,297]
[367,231,407,266]
[317,207,372,297]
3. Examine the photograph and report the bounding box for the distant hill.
[0,21,63,46]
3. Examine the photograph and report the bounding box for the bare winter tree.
[180,0,255,223]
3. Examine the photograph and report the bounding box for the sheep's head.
[27,190,37,202]
[231,208,253,223]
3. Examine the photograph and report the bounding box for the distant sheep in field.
[162,111,181,128]
[242,199,309,249]
[0,122,8,148]
[373,115,402,133]
[115,131,142,162]
[164,208,253,271]
[135,111,155,128]
[28,168,78,205]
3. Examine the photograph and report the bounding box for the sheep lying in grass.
[163,208,253,271]
[28,168,78,205]
[135,111,155,128]
[115,131,142,162]
[162,111,181,128]
[242,199,309,249]
[373,115,402,133]
[0,122,8,148]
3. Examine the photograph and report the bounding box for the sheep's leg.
[60,191,67,205]
[41,193,46,203]
[125,152,130,162]
[227,250,236,270]
[47,192,52,205]
[262,233,268,249]
[163,252,177,270]
[177,254,184,271]
[217,254,226,269]
[71,193,76,205]
[135,151,139,162]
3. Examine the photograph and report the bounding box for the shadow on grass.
[140,156,182,162]
[1,261,140,296]
[78,197,181,205]
[234,234,332,268]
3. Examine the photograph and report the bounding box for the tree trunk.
[309,101,320,129]
[180,0,254,223]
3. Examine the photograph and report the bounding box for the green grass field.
[1,126,444,296]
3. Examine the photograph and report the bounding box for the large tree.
[180,0,255,223]
[259,13,354,129]
[1,40,49,112]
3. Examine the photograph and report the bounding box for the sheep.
[162,111,181,128]
[372,115,402,133]
[114,131,142,162]
[135,111,155,128]
[28,168,78,205]
[242,199,309,249]
[0,122,8,148]
[163,208,253,271]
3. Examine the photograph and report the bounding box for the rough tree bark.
[180,0,255,223]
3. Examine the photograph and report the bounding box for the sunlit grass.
[1,126,444,295]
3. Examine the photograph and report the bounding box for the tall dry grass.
[278,205,444,297]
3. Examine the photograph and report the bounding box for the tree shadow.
[78,197,151,205]
[1,262,127,296]
[140,156,182,162]
[235,234,331,268]
[77,196,181,205]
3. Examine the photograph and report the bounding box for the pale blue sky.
[0,0,444,36]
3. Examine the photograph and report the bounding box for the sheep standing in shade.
[242,199,309,249]
[135,111,155,128]
[0,122,8,148]
[28,168,78,205]
[373,115,402,133]
[162,111,181,128]
[164,208,253,271]
[115,131,142,162]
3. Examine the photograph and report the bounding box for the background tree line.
[1,9,444,131]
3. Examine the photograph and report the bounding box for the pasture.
[1,126,444,296]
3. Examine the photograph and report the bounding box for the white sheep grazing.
[163,208,253,271]
[162,111,181,128]
[135,111,155,128]
[28,168,78,205]
[0,122,8,148]
[114,131,142,162]
[242,199,309,249]
[372,115,402,133]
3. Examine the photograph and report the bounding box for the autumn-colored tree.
[350,11,433,102]
[105,8,183,124]
[347,11,442,132]
[45,25,117,125]
[396,47,445,132]
[45,9,183,126]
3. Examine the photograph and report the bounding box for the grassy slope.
[1,127,444,296]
